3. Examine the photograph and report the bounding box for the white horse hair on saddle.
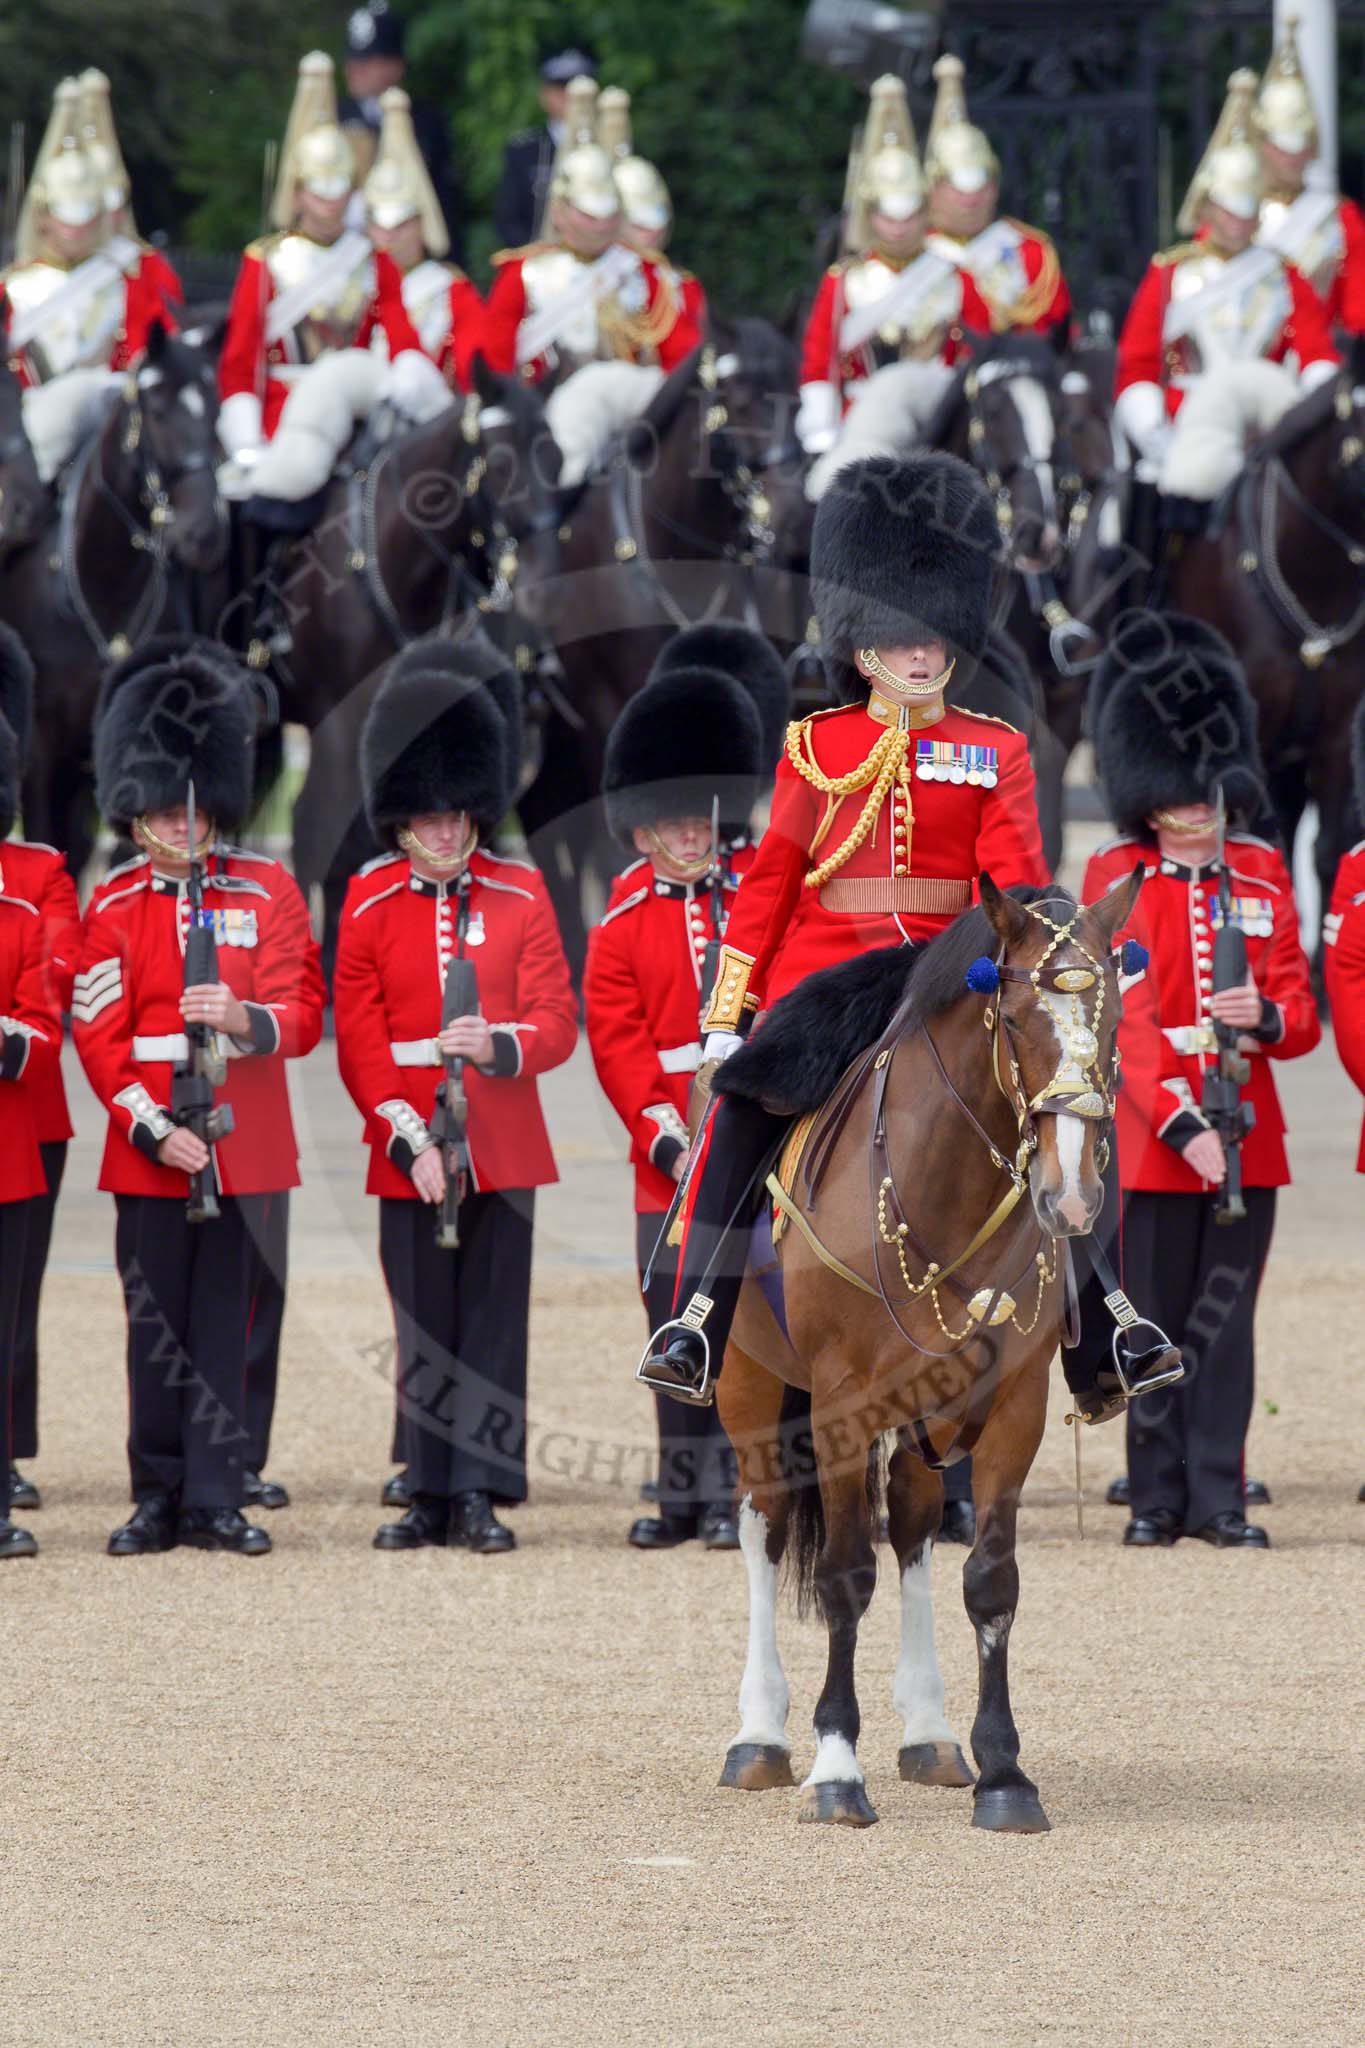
[22,369,120,483]
[805,358,956,502]
[247,347,453,502]
[546,360,665,489]
[1160,360,1301,503]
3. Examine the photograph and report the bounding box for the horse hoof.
[719,1742,795,1791]
[899,1741,975,1788]
[798,1779,878,1828]
[971,1785,1051,1835]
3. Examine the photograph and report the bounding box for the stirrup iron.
[635,1318,714,1407]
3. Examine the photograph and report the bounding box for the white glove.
[383,347,454,423]
[796,379,840,456]
[1300,356,1340,392]
[1113,381,1170,467]
[218,390,264,464]
[703,1031,744,1066]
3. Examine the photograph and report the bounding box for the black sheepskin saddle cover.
[715,944,921,1116]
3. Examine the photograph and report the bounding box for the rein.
[59,391,200,659]
[1236,389,1365,666]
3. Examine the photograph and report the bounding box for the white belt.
[390,1038,442,1067]
[1164,1024,1217,1056]
[133,1033,190,1062]
[658,1042,703,1074]
[271,362,311,386]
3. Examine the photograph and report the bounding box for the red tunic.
[72,850,325,1198]
[0,887,61,1202]
[6,255,180,390]
[706,702,1047,1027]
[436,275,488,392]
[0,840,80,1143]
[585,848,757,1214]
[799,259,992,392]
[1324,839,1365,1170]
[479,244,703,383]
[333,849,578,1198]
[1082,834,1319,1192]
[218,240,421,439]
[1114,237,1339,417]
[1325,198,1365,333]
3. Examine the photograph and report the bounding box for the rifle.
[170,782,234,1223]
[698,795,724,1028]
[1200,784,1255,1225]
[431,874,479,1250]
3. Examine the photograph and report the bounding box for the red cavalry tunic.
[333,849,578,1198]
[704,702,1047,1029]
[479,242,703,383]
[72,850,325,1198]
[585,847,757,1213]
[1325,198,1365,333]
[928,219,1072,339]
[217,237,421,440]
[1083,834,1319,1192]
[0,886,61,1202]
[3,250,180,389]
[436,274,488,391]
[1324,838,1365,1170]
[0,840,80,1143]
[799,257,992,393]
[1114,235,1339,419]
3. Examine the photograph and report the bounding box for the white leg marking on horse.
[803,1731,864,1788]
[732,1495,791,1750]
[979,1613,1013,1654]
[892,1543,958,1746]
[1011,378,1056,519]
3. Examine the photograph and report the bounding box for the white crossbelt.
[265,231,373,346]
[7,238,139,354]
[133,1033,190,1062]
[515,244,639,365]
[658,1042,703,1074]
[390,1037,442,1067]
[1164,1024,1217,1056]
[838,251,956,355]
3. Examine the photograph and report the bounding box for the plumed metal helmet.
[362,631,521,844]
[602,666,763,845]
[811,452,1002,703]
[649,622,790,774]
[1091,611,1264,836]
[0,621,34,841]
[94,636,256,832]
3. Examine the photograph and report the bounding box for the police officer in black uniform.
[341,2,465,265]
[493,39,599,251]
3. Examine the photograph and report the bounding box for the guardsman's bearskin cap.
[811,452,1002,703]
[602,662,763,845]
[362,631,522,843]
[1090,611,1264,837]
[0,621,35,841]
[94,635,256,832]
[650,622,791,774]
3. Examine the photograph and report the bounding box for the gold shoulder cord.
[784,716,912,890]
[987,225,1063,334]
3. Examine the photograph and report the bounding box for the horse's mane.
[1254,369,1342,462]
[897,884,1078,1033]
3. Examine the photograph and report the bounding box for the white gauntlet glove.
[703,1030,744,1066]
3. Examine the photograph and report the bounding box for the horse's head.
[467,354,562,632]
[0,297,49,556]
[1327,357,1365,512]
[978,868,1144,1237]
[958,339,1063,575]
[1052,353,1119,546]
[696,317,810,569]
[124,321,226,574]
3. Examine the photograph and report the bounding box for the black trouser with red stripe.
[244,1188,288,1474]
[0,1199,33,1513]
[11,1140,66,1462]
[114,1193,255,1510]
[639,1213,736,1514]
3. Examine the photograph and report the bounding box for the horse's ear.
[979,872,1031,946]
[145,318,167,363]
[470,351,502,409]
[1087,861,1144,947]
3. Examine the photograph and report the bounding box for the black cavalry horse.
[0,322,227,874]
[0,307,48,564]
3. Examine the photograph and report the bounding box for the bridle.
[1236,373,1365,668]
[981,900,1118,1146]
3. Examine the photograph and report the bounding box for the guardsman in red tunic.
[1254,15,1365,338]
[217,51,426,473]
[798,75,991,460]
[2,78,179,392]
[637,453,1051,1407]
[922,57,1071,346]
[587,624,789,1548]
[74,641,325,1557]
[334,634,577,1554]
[1083,613,1319,1550]
[0,624,80,1517]
[0,716,61,1560]
[362,86,484,389]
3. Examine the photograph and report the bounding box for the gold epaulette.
[244,233,281,261]
[786,707,844,743]
[953,705,1022,736]
[1151,242,1200,268]
[490,241,556,267]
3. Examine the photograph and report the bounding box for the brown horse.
[715,870,1141,1833]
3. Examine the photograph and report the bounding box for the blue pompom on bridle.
[1120,938,1149,976]
[964,955,1000,994]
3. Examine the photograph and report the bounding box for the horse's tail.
[781,1383,885,1620]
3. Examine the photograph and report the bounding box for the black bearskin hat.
[650,622,791,773]
[362,631,522,844]
[811,453,1002,703]
[1091,611,1264,836]
[94,635,255,832]
[0,621,35,841]
[602,666,763,846]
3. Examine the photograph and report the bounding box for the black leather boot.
[450,1491,516,1554]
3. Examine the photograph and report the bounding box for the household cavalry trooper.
[0,624,81,1520]
[216,49,443,494]
[1254,14,1365,337]
[0,673,62,1562]
[1081,613,1319,1550]
[922,56,1071,345]
[362,86,484,388]
[595,88,709,334]
[586,623,790,1550]
[637,452,1053,1409]
[333,633,577,1555]
[2,75,180,393]
[797,74,992,466]
[73,638,326,1557]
